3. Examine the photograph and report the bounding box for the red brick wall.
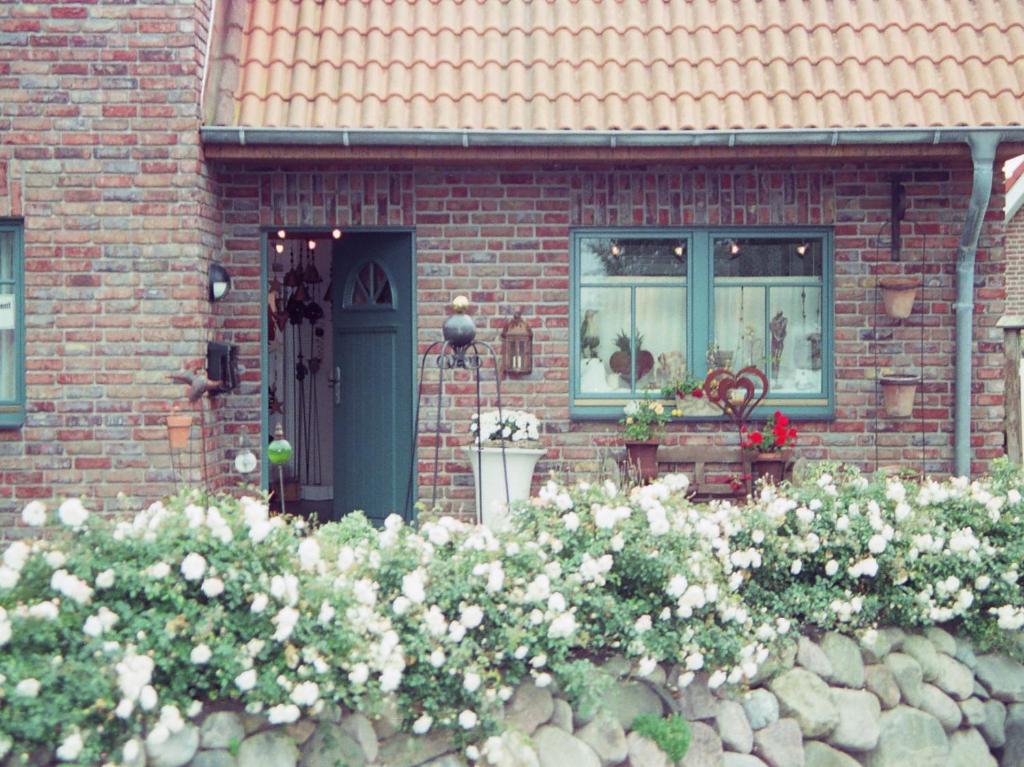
[213,162,1007,514]
[1007,208,1024,316]
[0,0,219,531]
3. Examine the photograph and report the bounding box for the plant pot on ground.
[624,440,660,483]
[747,450,792,485]
[880,374,919,417]
[879,275,922,319]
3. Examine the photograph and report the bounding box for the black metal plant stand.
[405,298,511,523]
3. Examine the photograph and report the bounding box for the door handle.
[328,367,341,405]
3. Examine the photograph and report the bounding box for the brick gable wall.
[213,162,1007,515]
[1007,208,1024,316]
[0,0,219,531]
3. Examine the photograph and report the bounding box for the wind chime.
[407,296,511,522]
[269,235,327,495]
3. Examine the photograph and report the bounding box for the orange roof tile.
[205,0,1024,132]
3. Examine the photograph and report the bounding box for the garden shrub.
[3,460,1024,765]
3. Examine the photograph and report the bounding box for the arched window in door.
[344,260,394,309]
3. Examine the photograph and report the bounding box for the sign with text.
[0,293,14,330]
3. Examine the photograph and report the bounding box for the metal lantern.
[501,312,533,375]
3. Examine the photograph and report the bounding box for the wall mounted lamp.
[209,262,231,302]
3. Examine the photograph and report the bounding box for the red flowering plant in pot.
[739,410,797,485]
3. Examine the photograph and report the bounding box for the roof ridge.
[235,86,1024,104]
[240,20,1024,36]
[230,52,1024,71]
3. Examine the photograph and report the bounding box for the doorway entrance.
[263,229,415,523]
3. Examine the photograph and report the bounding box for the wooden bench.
[656,445,754,500]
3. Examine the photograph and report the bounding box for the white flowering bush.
[469,409,540,445]
[4,460,1024,765]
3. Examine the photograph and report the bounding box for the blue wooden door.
[331,233,414,523]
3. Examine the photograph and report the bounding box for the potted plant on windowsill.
[464,409,545,531]
[661,374,713,417]
[621,395,670,482]
[740,410,797,485]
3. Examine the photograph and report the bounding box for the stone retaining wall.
[117,628,1024,767]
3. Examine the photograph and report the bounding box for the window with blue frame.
[570,229,833,419]
[0,221,24,428]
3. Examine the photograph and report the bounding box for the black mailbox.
[207,341,240,395]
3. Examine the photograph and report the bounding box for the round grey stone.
[378,731,453,767]
[864,664,901,709]
[797,636,834,679]
[976,654,1024,702]
[899,636,942,683]
[863,706,949,767]
[1003,708,1024,767]
[237,732,299,767]
[340,713,378,763]
[923,627,957,656]
[884,653,924,707]
[934,654,974,701]
[723,755,768,767]
[483,729,539,767]
[605,681,664,729]
[533,725,600,767]
[769,668,839,738]
[920,683,963,732]
[147,725,200,767]
[954,638,978,669]
[820,632,864,688]
[677,673,719,721]
[716,700,754,754]
[804,741,860,767]
[827,688,881,752]
[961,697,987,726]
[980,698,1007,749]
[742,690,779,731]
[948,728,996,767]
[680,722,724,767]
[200,713,246,751]
[506,681,554,735]
[576,712,627,766]
[299,723,365,767]
[189,752,237,767]
[550,699,573,732]
[626,731,667,767]
[752,718,803,767]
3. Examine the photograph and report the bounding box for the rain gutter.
[201,124,1015,476]
[955,133,1000,477]
[200,125,1024,148]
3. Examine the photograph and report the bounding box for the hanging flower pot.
[624,440,660,482]
[166,411,193,450]
[878,276,922,319]
[880,374,919,417]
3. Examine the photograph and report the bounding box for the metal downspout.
[954,133,1000,477]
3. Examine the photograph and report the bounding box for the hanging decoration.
[501,312,533,375]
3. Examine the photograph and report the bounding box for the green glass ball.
[267,437,293,466]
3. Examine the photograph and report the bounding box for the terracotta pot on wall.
[880,374,919,417]
[624,440,660,483]
[166,411,193,450]
[879,276,922,319]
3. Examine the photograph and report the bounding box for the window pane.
[637,287,686,391]
[580,237,687,280]
[0,231,12,282]
[713,286,766,371]
[769,286,823,393]
[579,287,631,393]
[714,237,822,278]
[0,329,13,400]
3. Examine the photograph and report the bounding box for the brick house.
[2,0,1024,527]
[1007,156,1024,315]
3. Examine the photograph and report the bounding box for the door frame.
[259,226,418,506]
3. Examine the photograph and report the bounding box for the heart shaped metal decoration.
[703,366,770,428]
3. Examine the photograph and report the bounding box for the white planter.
[464,445,546,531]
